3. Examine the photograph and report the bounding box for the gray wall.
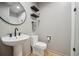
[0,2,34,56]
[37,2,71,55]
[0,2,71,56]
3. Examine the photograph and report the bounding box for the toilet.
[31,35,47,56]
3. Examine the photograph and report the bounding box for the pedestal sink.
[1,34,30,56]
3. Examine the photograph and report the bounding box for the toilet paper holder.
[47,35,52,41]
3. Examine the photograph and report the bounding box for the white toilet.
[31,35,47,56]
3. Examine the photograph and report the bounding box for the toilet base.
[33,47,46,56]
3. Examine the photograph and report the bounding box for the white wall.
[37,2,71,55]
[0,2,34,55]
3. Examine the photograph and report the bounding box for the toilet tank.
[31,35,38,46]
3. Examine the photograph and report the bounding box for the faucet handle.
[18,32,21,36]
[8,33,12,37]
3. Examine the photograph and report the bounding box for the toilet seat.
[35,42,47,49]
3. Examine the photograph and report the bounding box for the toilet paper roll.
[47,37,50,40]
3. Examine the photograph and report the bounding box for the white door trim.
[71,2,76,56]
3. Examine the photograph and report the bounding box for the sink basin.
[1,34,30,56]
[1,34,30,46]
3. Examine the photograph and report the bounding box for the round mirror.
[0,2,26,25]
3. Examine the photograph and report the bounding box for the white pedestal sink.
[1,34,30,56]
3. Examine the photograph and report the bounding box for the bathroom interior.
[0,2,79,56]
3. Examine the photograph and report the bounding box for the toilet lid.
[35,42,47,49]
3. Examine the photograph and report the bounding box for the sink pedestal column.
[14,45,22,56]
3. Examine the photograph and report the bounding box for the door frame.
[71,2,76,56]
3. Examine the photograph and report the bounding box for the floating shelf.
[31,13,39,18]
[31,6,39,12]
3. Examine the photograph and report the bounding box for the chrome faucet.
[14,28,18,36]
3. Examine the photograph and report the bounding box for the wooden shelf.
[31,6,39,12]
[31,13,39,18]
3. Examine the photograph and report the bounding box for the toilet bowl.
[31,35,47,56]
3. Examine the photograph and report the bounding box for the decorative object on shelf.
[0,2,26,25]
[31,6,39,12]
